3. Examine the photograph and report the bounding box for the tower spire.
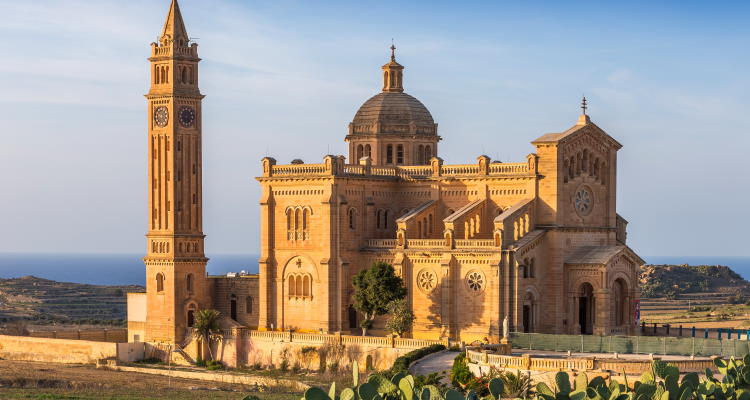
[382,43,404,93]
[160,0,189,46]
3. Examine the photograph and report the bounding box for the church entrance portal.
[579,283,595,334]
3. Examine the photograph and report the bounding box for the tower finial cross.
[581,95,588,115]
[390,39,396,62]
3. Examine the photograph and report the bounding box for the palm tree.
[191,309,222,361]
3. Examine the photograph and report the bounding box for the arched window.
[230,295,237,320]
[582,149,589,172]
[365,144,371,158]
[384,210,389,229]
[425,146,432,164]
[348,208,356,230]
[246,296,253,314]
[186,273,193,292]
[288,276,295,296]
[376,210,382,229]
[296,275,303,297]
[417,145,424,165]
[356,145,364,161]
[181,66,187,84]
[286,209,293,240]
[396,145,404,164]
[294,208,301,240]
[303,275,311,297]
[386,145,393,164]
[417,221,422,238]
[156,273,164,292]
[302,208,310,239]
[428,214,433,234]
[530,259,536,278]
[187,308,195,327]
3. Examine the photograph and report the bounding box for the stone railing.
[455,239,496,248]
[237,329,448,350]
[365,239,399,248]
[405,239,445,248]
[364,238,498,250]
[272,163,328,176]
[467,348,716,374]
[261,155,533,179]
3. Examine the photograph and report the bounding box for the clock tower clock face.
[154,106,169,127]
[179,106,196,128]
[575,186,593,216]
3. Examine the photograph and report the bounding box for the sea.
[0,253,749,286]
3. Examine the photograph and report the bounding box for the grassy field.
[641,292,750,328]
[0,361,303,400]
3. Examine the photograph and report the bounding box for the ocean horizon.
[0,253,749,286]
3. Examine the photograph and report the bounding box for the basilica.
[128,0,643,345]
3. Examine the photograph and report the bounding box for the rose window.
[466,271,485,292]
[417,270,437,292]
[575,187,593,215]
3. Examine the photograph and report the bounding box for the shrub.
[206,360,223,371]
[450,352,473,389]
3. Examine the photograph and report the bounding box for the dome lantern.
[345,46,441,167]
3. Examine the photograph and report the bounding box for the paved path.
[409,350,459,376]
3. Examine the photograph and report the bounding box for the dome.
[351,92,436,136]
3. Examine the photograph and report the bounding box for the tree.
[352,262,407,336]
[385,298,415,337]
[191,309,222,361]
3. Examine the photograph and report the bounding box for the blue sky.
[0,0,748,257]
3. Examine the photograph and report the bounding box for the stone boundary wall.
[109,365,310,391]
[181,329,449,370]
[466,349,717,374]
[28,328,127,343]
[0,334,118,364]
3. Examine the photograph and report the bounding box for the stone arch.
[356,144,364,161]
[365,144,372,158]
[156,273,165,292]
[186,302,197,327]
[577,281,596,335]
[281,255,320,282]
[348,207,357,230]
[523,287,541,333]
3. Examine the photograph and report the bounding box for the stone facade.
[133,0,643,347]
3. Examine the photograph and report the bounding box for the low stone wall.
[28,328,128,343]
[466,349,717,375]
[0,334,118,364]
[109,365,310,391]
[183,329,448,371]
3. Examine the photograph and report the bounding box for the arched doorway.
[348,304,358,330]
[613,278,629,327]
[230,294,237,321]
[579,283,595,335]
[522,291,536,333]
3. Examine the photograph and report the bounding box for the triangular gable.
[532,119,622,150]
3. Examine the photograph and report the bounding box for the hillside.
[0,276,144,326]
[639,264,750,299]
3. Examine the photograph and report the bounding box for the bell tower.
[144,0,208,343]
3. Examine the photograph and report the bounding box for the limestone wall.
[0,334,119,364]
[186,329,447,371]
[28,328,127,343]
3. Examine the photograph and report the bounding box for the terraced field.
[0,276,144,326]
[641,292,750,328]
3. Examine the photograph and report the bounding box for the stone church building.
[129,0,643,345]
